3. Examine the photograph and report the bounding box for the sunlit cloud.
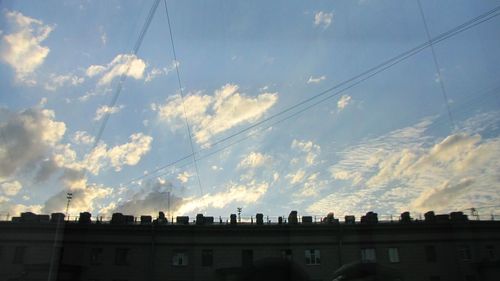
[153,83,278,146]
[94,105,124,121]
[337,95,352,111]
[0,11,53,84]
[86,54,146,85]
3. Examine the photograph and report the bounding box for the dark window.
[90,248,103,265]
[115,248,129,266]
[425,245,436,262]
[201,249,213,266]
[13,246,25,264]
[242,249,253,267]
[459,245,472,261]
[305,249,321,265]
[361,248,376,262]
[281,249,292,260]
[172,251,188,266]
[429,277,440,281]
[486,245,495,260]
[388,247,400,263]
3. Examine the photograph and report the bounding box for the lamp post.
[237,207,242,223]
[65,192,73,221]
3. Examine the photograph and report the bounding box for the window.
[465,275,476,281]
[242,249,253,267]
[281,249,292,261]
[305,249,320,265]
[429,276,440,281]
[201,249,213,266]
[13,246,25,264]
[361,248,376,262]
[172,251,188,266]
[425,245,436,262]
[388,248,400,263]
[115,248,129,266]
[486,245,495,260]
[90,248,103,265]
[459,245,472,261]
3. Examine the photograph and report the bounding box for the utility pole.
[66,193,73,221]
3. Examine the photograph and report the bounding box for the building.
[0,211,499,281]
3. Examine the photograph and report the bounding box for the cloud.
[106,178,181,217]
[238,152,271,169]
[307,75,326,84]
[86,54,146,85]
[0,11,53,84]
[0,203,43,216]
[175,180,269,215]
[43,184,112,215]
[286,169,306,184]
[145,60,178,82]
[0,107,66,180]
[337,95,352,111]
[154,83,278,145]
[314,11,333,29]
[313,113,500,215]
[177,171,192,183]
[94,105,124,121]
[85,133,153,173]
[44,73,84,91]
[291,139,321,166]
[72,131,95,145]
[1,180,22,196]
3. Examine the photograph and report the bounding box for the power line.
[120,5,500,187]
[91,0,161,151]
[163,0,204,197]
[417,0,456,130]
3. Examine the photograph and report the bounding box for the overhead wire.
[417,0,456,130]
[91,0,161,151]
[120,5,500,187]
[163,0,204,196]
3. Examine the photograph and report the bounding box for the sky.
[1,0,499,221]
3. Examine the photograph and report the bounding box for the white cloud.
[43,184,112,215]
[0,11,53,84]
[145,60,178,82]
[1,180,22,196]
[314,11,333,29]
[314,113,500,215]
[44,73,84,91]
[94,105,124,121]
[291,139,321,166]
[86,54,146,85]
[177,171,192,183]
[337,95,352,111]
[307,75,326,84]
[175,180,269,215]
[154,83,278,145]
[286,169,306,184]
[238,152,271,169]
[72,131,95,145]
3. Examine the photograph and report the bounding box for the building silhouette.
[0,211,499,281]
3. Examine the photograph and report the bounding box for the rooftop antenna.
[237,207,242,223]
[65,192,73,221]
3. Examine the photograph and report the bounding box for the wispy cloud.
[337,95,352,111]
[314,11,333,29]
[307,75,326,84]
[44,73,84,91]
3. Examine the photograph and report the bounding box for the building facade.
[0,211,499,281]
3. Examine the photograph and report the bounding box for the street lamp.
[66,192,73,221]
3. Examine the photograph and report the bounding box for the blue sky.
[1,0,499,220]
